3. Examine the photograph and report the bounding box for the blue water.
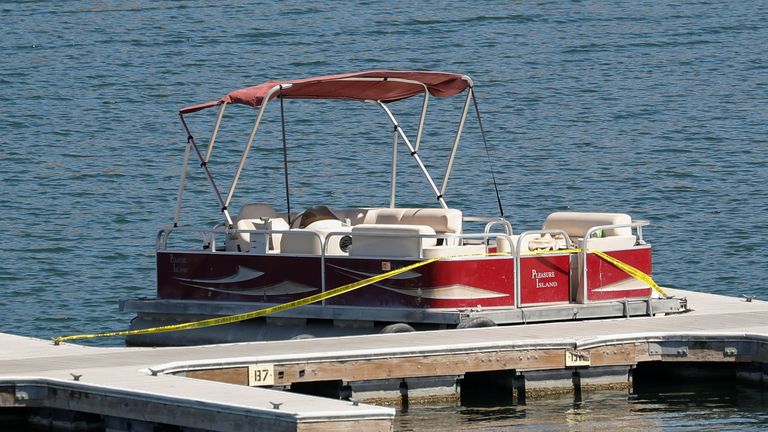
[397,384,768,431]
[1,0,766,429]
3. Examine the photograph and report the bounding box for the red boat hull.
[581,247,653,302]
[157,252,582,309]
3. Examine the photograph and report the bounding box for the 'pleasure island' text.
[531,269,558,289]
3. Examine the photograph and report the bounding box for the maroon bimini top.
[180,70,470,114]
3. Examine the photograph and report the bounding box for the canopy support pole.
[414,92,429,152]
[390,125,398,208]
[378,102,447,209]
[440,83,473,196]
[279,87,292,225]
[205,103,227,162]
[173,140,192,227]
[225,84,291,211]
[179,113,233,226]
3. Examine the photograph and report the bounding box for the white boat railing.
[462,216,513,236]
[512,229,574,307]
[158,219,650,305]
[580,220,650,303]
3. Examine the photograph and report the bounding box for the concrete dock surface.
[2,288,768,431]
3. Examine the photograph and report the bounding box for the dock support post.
[513,373,526,405]
[399,380,409,410]
[572,370,583,403]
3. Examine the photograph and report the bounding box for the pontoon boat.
[121,71,686,346]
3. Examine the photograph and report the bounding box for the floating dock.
[2,288,767,431]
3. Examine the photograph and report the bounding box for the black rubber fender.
[380,323,416,334]
[456,316,497,329]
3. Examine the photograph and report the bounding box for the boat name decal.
[170,255,189,273]
[531,269,558,289]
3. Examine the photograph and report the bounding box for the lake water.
[1,1,766,430]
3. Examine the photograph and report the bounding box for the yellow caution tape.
[524,247,665,297]
[523,247,667,297]
[53,247,665,345]
[590,249,668,298]
[522,248,582,255]
[54,257,441,345]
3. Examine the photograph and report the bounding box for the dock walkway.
[2,288,767,431]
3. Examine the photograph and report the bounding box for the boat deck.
[2,288,768,431]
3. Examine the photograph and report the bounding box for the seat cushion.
[349,224,436,258]
[543,212,633,237]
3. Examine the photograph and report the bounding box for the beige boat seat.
[422,244,487,259]
[226,203,290,253]
[349,224,437,258]
[542,212,637,251]
[237,203,279,220]
[372,208,462,232]
[226,217,290,253]
[333,208,377,226]
[495,234,535,254]
[327,207,464,244]
[280,219,352,256]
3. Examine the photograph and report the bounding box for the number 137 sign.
[248,364,275,386]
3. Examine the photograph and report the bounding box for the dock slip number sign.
[248,364,275,386]
[565,350,591,367]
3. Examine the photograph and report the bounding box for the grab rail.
[512,229,574,306]
[157,226,227,251]
[463,216,513,235]
[158,219,651,306]
[581,220,651,303]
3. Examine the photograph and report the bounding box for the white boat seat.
[542,212,637,252]
[321,207,464,246]
[225,203,288,253]
[575,236,638,252]
[372,208,462,233]
[227,217,289,253]
[312,207,462,235]
[422,244,486,259]
[333,208,377,226]
[280,219,352,256]
[543,212,633,237]
[236,203,279,220]
[349,224,437,258]
[496,234,533,253]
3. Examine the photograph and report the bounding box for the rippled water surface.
[396,383,768,431]
[1,1,767,430]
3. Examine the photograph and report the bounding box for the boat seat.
[368,208,463,246]
[334,207,462,231]
[542,212,637,251]
[227,217,289,253]
[333,208,377,226]
[280,219,352,256]
[371,208,462,233]
[496,234,536,254]
[422,244,486,259]
[237,203,279,220]
[226,203,289,253]
[349,224,437,258]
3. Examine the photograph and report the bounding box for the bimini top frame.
[176,70,476,227]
